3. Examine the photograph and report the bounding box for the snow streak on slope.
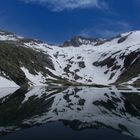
[21,67,46,86]
[124,75,140,85]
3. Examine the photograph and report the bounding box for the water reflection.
[0,86,140,139]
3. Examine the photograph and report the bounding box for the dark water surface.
[0,86,139,140]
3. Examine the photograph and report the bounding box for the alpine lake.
[0,85,139,140]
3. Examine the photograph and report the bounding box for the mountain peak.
[60,35,105,47]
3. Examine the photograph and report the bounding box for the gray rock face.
[60,36,105,47]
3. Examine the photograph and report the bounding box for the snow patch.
[21,67,46,86]
[0,76,19,88]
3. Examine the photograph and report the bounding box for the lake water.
[0,86,139,140]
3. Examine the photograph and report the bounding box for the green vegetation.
[0,41,54,87]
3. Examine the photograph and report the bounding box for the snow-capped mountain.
[0,86,140,139]
[0,29,140,87]
[60,36,105,47]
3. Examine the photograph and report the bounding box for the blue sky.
[0,0,140,44]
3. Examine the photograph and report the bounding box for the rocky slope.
[0,29,140,87]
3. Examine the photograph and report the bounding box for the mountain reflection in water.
[0,86,140,140]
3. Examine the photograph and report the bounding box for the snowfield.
[44,31,140,85]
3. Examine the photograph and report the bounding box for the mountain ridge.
[0,29,140,87]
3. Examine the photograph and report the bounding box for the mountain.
[60,36,105,47]
[0,29,140,87]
